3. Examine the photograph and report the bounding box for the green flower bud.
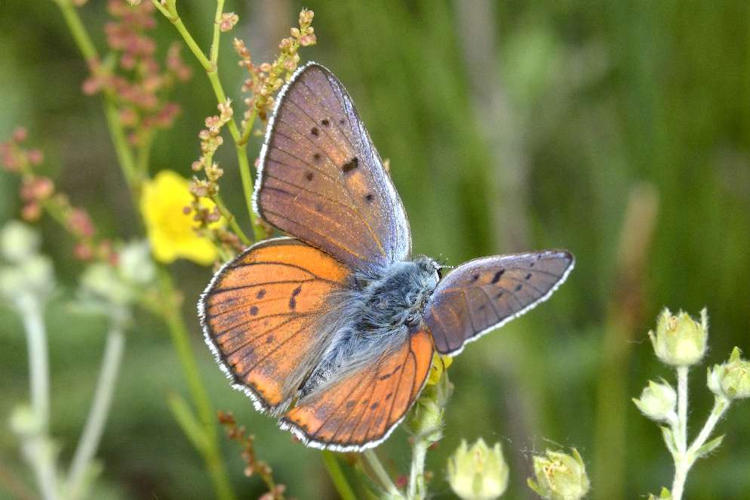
[0,221,40,263]
[447,439,509,500]
[528,448,590,500]
[633,380,677,423]
[707,347,750,400]
[648,308,708,366]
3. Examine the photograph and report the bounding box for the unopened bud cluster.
[0,129,118,264]
[234,8,317,128]
[83,0,191,146]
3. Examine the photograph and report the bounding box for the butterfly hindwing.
[199,237,351,412]
[280,328,434,451]
[425,251,574,355]
[255,63,411,274]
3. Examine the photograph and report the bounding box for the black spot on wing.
[341,157,358,174]
[491,269,505,284]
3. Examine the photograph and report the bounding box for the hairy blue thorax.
[298,257,439,397]
[354,257,440,332]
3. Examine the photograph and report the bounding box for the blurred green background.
[1,0,749,498]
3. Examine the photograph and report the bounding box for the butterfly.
[198,62,574,452]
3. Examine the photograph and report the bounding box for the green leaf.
[695,435,724,457]
[660,426,677,455]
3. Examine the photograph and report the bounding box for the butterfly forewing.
[200,238,350,412]
[280,329,433,451]
[256,63,411,273]
[425,251,574,354]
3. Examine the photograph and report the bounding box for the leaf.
[695,435,724,457]
[660,425,677,455]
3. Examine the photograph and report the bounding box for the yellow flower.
[427,353,453,385]
[141,170,220,265]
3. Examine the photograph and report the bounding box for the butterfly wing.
[280,328,434,451]
[425,250,574,355]
[255,62,411,274]
[199,237,351,413]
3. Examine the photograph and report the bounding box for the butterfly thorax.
[298,257,439,398]
[354,257,439,332]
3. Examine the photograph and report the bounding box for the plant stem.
[364,450,402,498]
[19,295,50,433]
[407,438,429,500]
[214,193,250,246]
[687,396,729,456]
[671,395,730,499]
[54,0,97,63]
[153,0,262,241]
[55,0,140,193]
[210,0,225,65]
[168,393,210,454]
[54,2,236,498]
[676,366,689,453]
[17,294,58,500]
[67,309,127,499]
[321,451,356,500]
[157,269,235,500]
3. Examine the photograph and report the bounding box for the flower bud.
[633,380,677,422]
[707,347,750,400]
[447,439,509,499]
[0,221,40,263]
[528,448,590,500]
[648,308,707,366]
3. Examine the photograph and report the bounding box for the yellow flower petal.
[140,170,221,265]
[427,353,453,385]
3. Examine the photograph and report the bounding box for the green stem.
[54,0,97,62]
[55,0,139,193]
[16,293,58,500]
[676,366,689,454]
[67,309,127,499]
[687,397,730,457]
[321,451,357,500]
[153,0,262,241]
[157,269,235,500]
[364,450,402,497]
[54,2,236,498]
[168,393,211,454]
[407,439,428,500]
[671,394,730,499]
[214,193,250,246]
[210,0,225,65]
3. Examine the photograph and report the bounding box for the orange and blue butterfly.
[198,63,574,452]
